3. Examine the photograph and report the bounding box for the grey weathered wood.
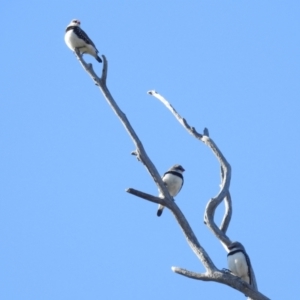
[148,91,265,299]
[148,90,232,246]
[72,52,269,300]
[126,188,166,205]
[73,50,215,271]
[172,267,268,300]
[220,192,232,233]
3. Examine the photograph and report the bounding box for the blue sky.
[1,1,300,299]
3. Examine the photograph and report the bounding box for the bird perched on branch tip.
[157,164,185,217]
[64,19,102,63]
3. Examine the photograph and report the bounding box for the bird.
[227,242,252,285]
[64,19,102,63]
[157,164,185,217]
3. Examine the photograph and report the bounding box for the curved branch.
[73,53,216,273]
[148,90,232,246]
[219,166,232,234]
[220,192,232,233]
[202,135,232,246]
[72,56,268,300]
[148,90,266,298]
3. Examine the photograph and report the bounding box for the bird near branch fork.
[65,19,102,63]
[157,164,185,217]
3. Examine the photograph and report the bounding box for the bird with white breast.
[157,164,185,217]
[227,241,252,285]
[65,19,102,63]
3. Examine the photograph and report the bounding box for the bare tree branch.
[219,166,232,234]
[148,90,232,246]
[172,268,269,300]
[72,53,269,300]
[74,51,216,273]
[220,192,232,233]
[148,90,266,299]
[147,90,203,139]
[126,188,166,206]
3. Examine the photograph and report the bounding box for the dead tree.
[72,50,270,300]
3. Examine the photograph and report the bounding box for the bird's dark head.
[228,241,245,251]
[170,164,185,173]
[69,19,81,26]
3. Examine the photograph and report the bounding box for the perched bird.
[227,242,252,285]
[65,19,102,62]
[157,164,185,217]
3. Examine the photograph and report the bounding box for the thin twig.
[220,192,232,233]
[219,166,232,234]
[126,188,166,206]
[148,90,267,298]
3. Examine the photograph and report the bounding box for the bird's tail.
[157,204,164,217]
[96,55,102,63]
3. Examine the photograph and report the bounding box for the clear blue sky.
[1,1,299,299]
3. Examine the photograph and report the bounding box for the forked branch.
[73,53,269,300]
[148,90,265,299]
[73,51,215,272]
[148,90,232,246]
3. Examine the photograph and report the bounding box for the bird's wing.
[75,27,98,50]
[246,254,258,289]
[242,250,257,289]
[179,176,184,191]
